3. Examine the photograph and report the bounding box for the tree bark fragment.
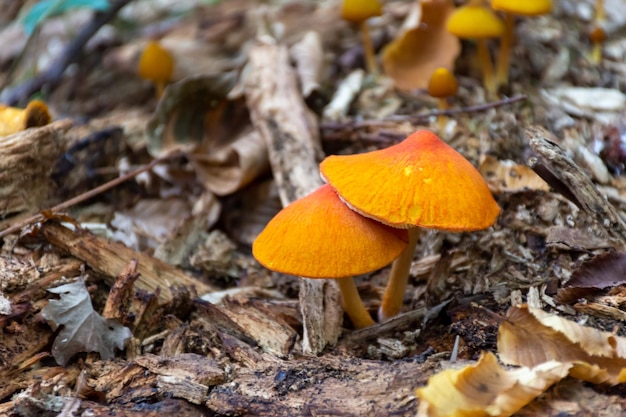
[244,41,342,354]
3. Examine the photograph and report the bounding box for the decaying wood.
[0,120,71,217]
[205,354,427,416]
[244,40,342,354]
[526,125,626,247]
[39,222,214,304]
[220,298,297,357]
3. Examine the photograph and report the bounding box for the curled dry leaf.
[382,0,459,91]
[498,305,626,385]
[290,31,324,98]
[557,252,626,303]
[146,73,270,195]
[416,352,571,417]
[41,279,132,366]
[478,155,550,194]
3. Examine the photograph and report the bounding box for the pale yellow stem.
[379,228,420,321]
[477,38,497,98]
[155,81,166,100]
[437,98,449,134]
[496,13,515,89]
[337,277,375,328]
[360,21,379,74]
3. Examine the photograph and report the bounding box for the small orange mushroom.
[427,67,458,133]
[447,2,503,97]
[491,0,553,88]
[138,40,174,99]
[320,130,500,321]
[341,0,383,73]
[0,100,51,137]
[253,184,409,329]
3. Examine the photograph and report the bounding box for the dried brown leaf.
[146,73,269,195]
[416,352,571,417]
[41,279,132,366]
[290,31,324,97]
[557,252,626,303]
[498,305,626,385]
[382,0,459,91]
[478,155,550,194]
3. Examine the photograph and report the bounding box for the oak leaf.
[416,352,570,417]
[382,0,459,91]
[498,305,626,385]
[41,279,132,366]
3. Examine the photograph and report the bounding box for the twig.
[321,95,527,134]
[1,0,134,105]
[0,153,178,238]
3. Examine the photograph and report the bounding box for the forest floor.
[1,0,626,416]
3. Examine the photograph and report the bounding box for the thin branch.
[0,153,179,238]
[321,95,527,136]
[1,0,134,105]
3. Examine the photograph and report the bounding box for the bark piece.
[526,125,626,247]
[220,298,297,357]
[0,120,71,217]
[205,355,424,416]
[40,222,213,305]
[244,41,342,354]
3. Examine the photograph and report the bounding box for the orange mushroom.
[138,40,174,99]
[320,130,500,321]
[491,0,553,88]
[253,184,409,329]
[427,67,458,133]
[446,1,503,97]
[0,99,51,137]
[341,0,383,73]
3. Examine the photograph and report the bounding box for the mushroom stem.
[495,13,515,89]
[437,98,449,134]
[155,81,166,99]
[360,21,379,74]
[378,228,420,321]
[337,277,375,328]
[476,38,497,97]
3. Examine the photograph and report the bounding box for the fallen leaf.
[146,73,269,195]
[382,0,459,91]
[290,31,324,97]
[478,155,550,193]
[416,352,571,417]
[498,305,626,384]
[557,252,626,303]
[41,279,132,366]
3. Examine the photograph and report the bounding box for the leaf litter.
[41,279,132,366]
[1,0,626,415]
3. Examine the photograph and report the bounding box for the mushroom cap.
[341,0,382,23]
[138,41,174,83]
[252,184,409,278]
[491,0,552,16]
[427,67,458,98]
[320,130,500,231]
[447,5,504,39]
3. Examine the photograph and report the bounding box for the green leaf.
[21,0,110,35]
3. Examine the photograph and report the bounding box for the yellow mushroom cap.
[138,41,174,83]
[252,184,409,278]
[447,5,504,39]
[427,68,458,98]
[341,0,382,23]
[320,130,500,231]
[491,0,552,16]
